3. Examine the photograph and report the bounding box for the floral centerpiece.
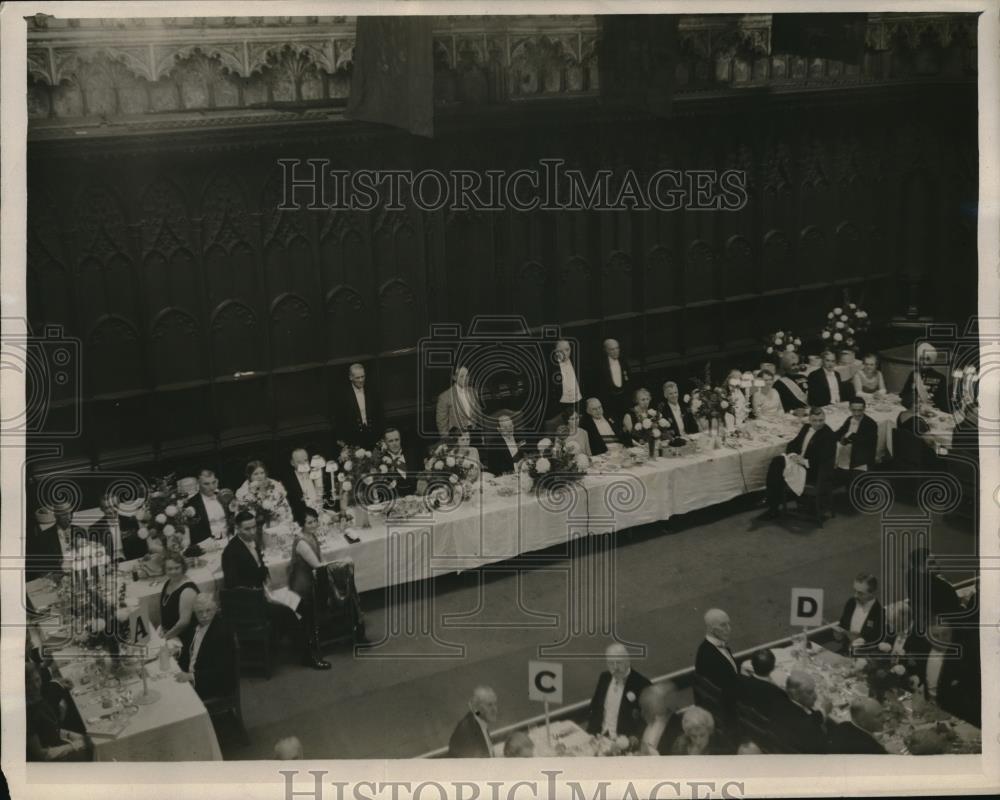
[628,407,670,458]
[821,302,869,352]
[425,443,476,503]
[233,477,290,530]
[145,474,200,553]
[686,365,731,446]
[519,436,588,492]
[333,444,381,528]
[764,330,802,360]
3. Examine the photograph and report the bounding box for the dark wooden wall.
[26,85,978,492]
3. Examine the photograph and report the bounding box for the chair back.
[693,673,725,718]
[735,700,780,753]
[219,587,269,628]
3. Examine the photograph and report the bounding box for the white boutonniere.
[625,691,636,702]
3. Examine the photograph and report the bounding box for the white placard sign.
[528,660,563,705]
[790,587,824,627]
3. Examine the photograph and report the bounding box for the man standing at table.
[595,339,630,422]
[221,512,330,670]
[826,698,886,754]
[547,340,583,425]
[448,686,498,757]
[176,594,237,702]
[761,407,836,520]
[335,363,383,449]
[807,351,852,407]
[185,470,232,549]
[586,643,651,739]
[833,397,878,478]
[436,365,482,439]
[695,608,740,722]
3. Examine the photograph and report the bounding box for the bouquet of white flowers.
[821,302,869,350]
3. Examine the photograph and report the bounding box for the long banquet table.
[71,400,953,626]
[26,581,224,762]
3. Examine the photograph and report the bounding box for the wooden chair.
[735,700,781,754]
[785,463,834,526]
[692,674,729,739]
[219,588,273,680]
[202,632,250,745]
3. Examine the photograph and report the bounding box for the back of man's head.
[750,648,775,677]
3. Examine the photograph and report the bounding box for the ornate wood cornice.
[25,13,977,141]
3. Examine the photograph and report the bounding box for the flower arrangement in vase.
[628,407,670,459]
[519,436,588,493]
[821,300,870,352]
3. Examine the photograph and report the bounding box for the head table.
[60,400,951,627]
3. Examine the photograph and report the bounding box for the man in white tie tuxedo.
[546,339,583,423]
[694,608,740,727]
[596,338,630,421]
[586,643,651,739]
[448,686,498,757]
[483,415,527,475]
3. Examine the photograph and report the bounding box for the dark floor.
[216,487,977,760]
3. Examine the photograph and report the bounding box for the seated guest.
[897,386,931,435]
[658,381,699,437]
[379,428,415,497]
[25,661,90,762]
[621,387,654,443]
[483,415,528,475]
[185,470,231,548]
[436,365,482,438]
[907,728,948,755]
[283,448,329,522]
[431,427,483,483]
[750,371,784,420]
[134,530,167,578]
[503,731,534,758]
[49,501,88,555]
[274,736,304,760]
[738,649,788,718]
[586,643,651,738]
[834,397,878,476]
[807,351,852,406]
[826,697,886,754]
[880,601,930,670]
[670,706,723,755]
[695,608,740,717]
[637,682,683,755]
[762,407,836,519]
[448,686,498,758]
[725,369,750,425]
[580,397,630,456]
[736,739,762,755]
[89,494,145,561]
[837,349,862,382]
[805,354,823,374]
[596,338,630,422]
[175,594,238,701]
[26,507,66,580]
[852,354,887,399]
[159,552,200,648]
[900,343,949,411]
[772,671,828,754]
[559,409,592,457]
[832,573,884,652]
[774,351,808,412]
[911,623,979,726]
[236,460,292,521]
[222,511,330,670]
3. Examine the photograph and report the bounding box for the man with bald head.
[176,594,237,702]
[448,686,499,757]
[586,643,651,739]
[596,338,630,421]
[695,608,740,697]
[546,339,584,423]
[773,670,829,753]
[274,736,304,759]
[335,362,383,448]
[826,697,886,754]
[637,682,683,755]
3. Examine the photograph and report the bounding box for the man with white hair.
[694,608,741,735]
[547,339,583,421]
[773,670,829,754]
[826,697,886,754]
[637,682,683,755]
[900,342,949,410]
[657,381,698,437]
[176,594,237,702]
[586,643,651,739]
[274,736,304,759]
[448,686,498,757]
[596,338,630,421]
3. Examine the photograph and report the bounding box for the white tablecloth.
[68,402,946,621]
[27,610,223,762]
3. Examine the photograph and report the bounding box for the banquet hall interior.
[19,10,985,762]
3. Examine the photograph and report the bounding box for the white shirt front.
[706,634,738,672]
[189,622,209,674]
[667,402,683,430]
[594,417,614,437]
[559,360,581,404]
[201,495,228,539]
[836,417,862,471]
[353,385,368,425]
[824,369,841,404]
[608,358,623,389]
[849,597,875,635]
[602,672,629,736]
[295,470,320,505]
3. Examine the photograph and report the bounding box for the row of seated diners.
[423,575,980,757]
